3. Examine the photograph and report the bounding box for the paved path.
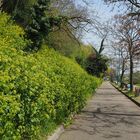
[58,82,140,140]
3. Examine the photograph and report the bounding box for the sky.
[76,0,124,51]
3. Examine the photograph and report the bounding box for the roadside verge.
[111,83,140,108]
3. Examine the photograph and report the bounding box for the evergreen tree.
[26,0,51,50]
[26,0,65,51]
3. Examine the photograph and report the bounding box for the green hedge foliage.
[0,13,101,140]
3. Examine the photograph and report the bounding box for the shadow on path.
[58,82,140,140]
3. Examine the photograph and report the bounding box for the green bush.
[0,13,101,139]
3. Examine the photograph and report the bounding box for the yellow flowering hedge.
[0,13,101,139]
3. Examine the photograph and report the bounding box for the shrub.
[0,13,101,139]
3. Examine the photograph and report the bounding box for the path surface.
[58,82,140,140]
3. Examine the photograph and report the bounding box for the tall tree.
[113,15,140,91]
[111,42,129,87]
[1,0,96,51]
[49,0,93,44]
[0,0,37,26]
[103,0,140,18]
[25,0,51,50]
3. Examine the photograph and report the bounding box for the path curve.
[58,82,140,140]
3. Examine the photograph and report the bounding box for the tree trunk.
[120,61,125,88]
[130,54,133,92]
